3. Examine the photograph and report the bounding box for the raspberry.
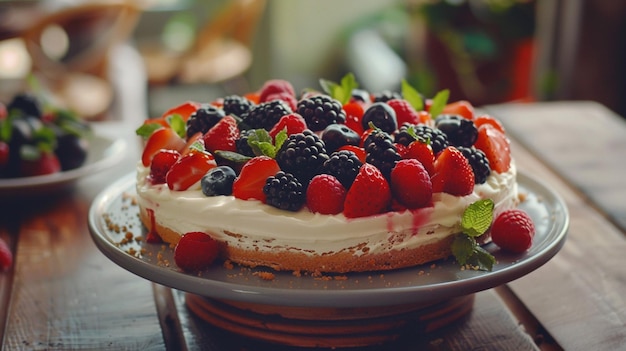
[387,99,421,126]
[174,232,219,271]
[491,209,535,253]
[259,79,296,102]
[306,174,346,214]
[263,171,305,211]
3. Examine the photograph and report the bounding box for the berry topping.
[161,101,201,121]
[269,113,307,139]
[8,92,42,118]
[275,130,329,185]
[166,151,217,191]
[458,146,491,184]
[201,166,237,196]
[186,104,225,138]
[342,101,365,136]
[19,149,61,177]
[203,115,239,154]
[390,159,433,209]
[141,127,186,167]
[410,124,449,154]
[435,114,478,147]
[242,100,292,131]
[364,129,401,180]
[174,232,219,271]
[321,123,361,153]
[0,237,13,271]
[403,140,435,175]
[343,163,391,218]
[296,95,346,132]
[361,102,398,134]
[473,124,511,173]
[232,156,280,201]
[442,100,475,120]
[222,95,254,118]
[149,149,181,184]
[263,171,306,211]
[372,90,402,103]
[386,99,421,126]
[259,79,296,103]
[431,146,475,196]
[491,209,535,253]
[473,114,506,134]
[306,174,346,214]
[322,149,363,189]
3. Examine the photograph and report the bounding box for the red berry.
[203,115,239,154]
[20,151,61,177]
[306,174,346,214]
[343,101,365,136]
[491,209,535,253]
[232,156,280,201]
[390,159,433,209]
[431,146,474,196]
[269,113,307,139]
[141,127,186,167]
[474,114,506,134]
[0,141,9,168]
[259,79,295,102]
[442,100,475,120]
[149,149,181,184]
[474,124,511,173]
[166,151,217,191]
[343,163,391,218]
[174,232,219,271]
[265,92,298,111]
[161,100,201,121]
[0,237,13,271]
[403,140,435,175]
[387,99,420,126]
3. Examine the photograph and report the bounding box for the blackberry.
[235,129,257,157]
[297,95,346,132]
[458,146,491,184]
[412,124,449,154]
[8,93,42,118]
[394,123,422,146]
[372,90,402,103]
[263,171,305,211]
[321,123,360,153]
[364,129,401,180]
[186,104,224,138]
[242,100,291,131]
[322,150,363,189]
[361,102,397,134]
[223,95,254,118]
[275,130,329,184]
[435,114,478,147]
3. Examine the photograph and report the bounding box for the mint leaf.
[274,128,287,151]
[466,246,496,271]
[428,89,450,119]
[319,73,359,105]
[401,79,424,111]
[461,199,494,237]
[167,114,186,138]
[247,129,279,158]
[214,150,252,164]
[451,234,475,265]
[135,123,162,139]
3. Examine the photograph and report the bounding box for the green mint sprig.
[452,199,496,271]
[135,113,186,140]
[319,73,359,105]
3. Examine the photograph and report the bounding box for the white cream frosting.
[135,162,518,256]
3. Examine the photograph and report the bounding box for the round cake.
[135,76,522,273]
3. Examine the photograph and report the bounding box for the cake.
[135,75,524,273]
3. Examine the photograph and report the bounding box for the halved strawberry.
[141,127,186,167]
[343,101,365,136]
[203,116,239,153]
[232,156,280,202]
[431,146,474,196]
[442,100,475,120]
[473,114,506,134]
[473,124,511,173]
[149,149,181,184]
[269,113,307,139]
[403,140,435,175]
[161,100,201,121]
[165,151,217,191]
[174,232,219,271]
[343,163,391,218]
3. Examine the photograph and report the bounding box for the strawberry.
[417,110,432,124]
[343,101,365,135]
[403,140,435,175]
[390,159,433,209]
[0,141,9,169]
[259,79,296,102]
[269,113,307,139]
[431,146,474,196]
[232,156,280,201]
[161,100,201,121]
[265,92,298,111]
[473,124,511,173]
[203,115,239,153]
[491,209,535,253]
[343,163,391,218]
[174,232,220,271]
[149,149,181,184]
[387,99,421,126]
[141,127,186,167]
[442,100,475,120]
[306,174,346,214]
[166,151,217,191]
[338,145,366,163]
[474,114,506,134]
[0,237,13,271]
[20,151,61,177]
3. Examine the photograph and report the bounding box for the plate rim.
[88,171,569,308]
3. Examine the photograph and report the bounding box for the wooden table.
[0,100,625,350]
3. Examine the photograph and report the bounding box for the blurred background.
[1,0,625,120]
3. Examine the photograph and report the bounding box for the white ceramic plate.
[89,172,568,308]
[0,134,126,197]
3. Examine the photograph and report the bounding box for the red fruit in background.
[403,140,435,175]
[390,159,433,209]
[474,114,506,134]
[161,100,201,121]
[149,149,181,184]
[141,127,186,166]
[166,151,217,191]
[442,100,475,120]
[174,232,219,271]
[0,141,9,168]
[343,101,365,135]
[244,92,261,105]
[232,156,280,202]
[343,163,391,218]
[265,92,298,111]
[431,146,474,196]
[269,113,307,139]
[0,237,13,271]
[203,115,239,153]
[20,152,61,177]
[259,79,296,102]
[417,111,432,124]
[306,174,346,214]
[387,99,421,126]
[474,124,511,173]
[491,209,535,253]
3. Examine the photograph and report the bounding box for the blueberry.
[321,123,361,153]
[201,166,237,196]
[361,102,397,134]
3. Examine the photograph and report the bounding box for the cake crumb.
[223,260,234,270]
[254,271,276,281]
